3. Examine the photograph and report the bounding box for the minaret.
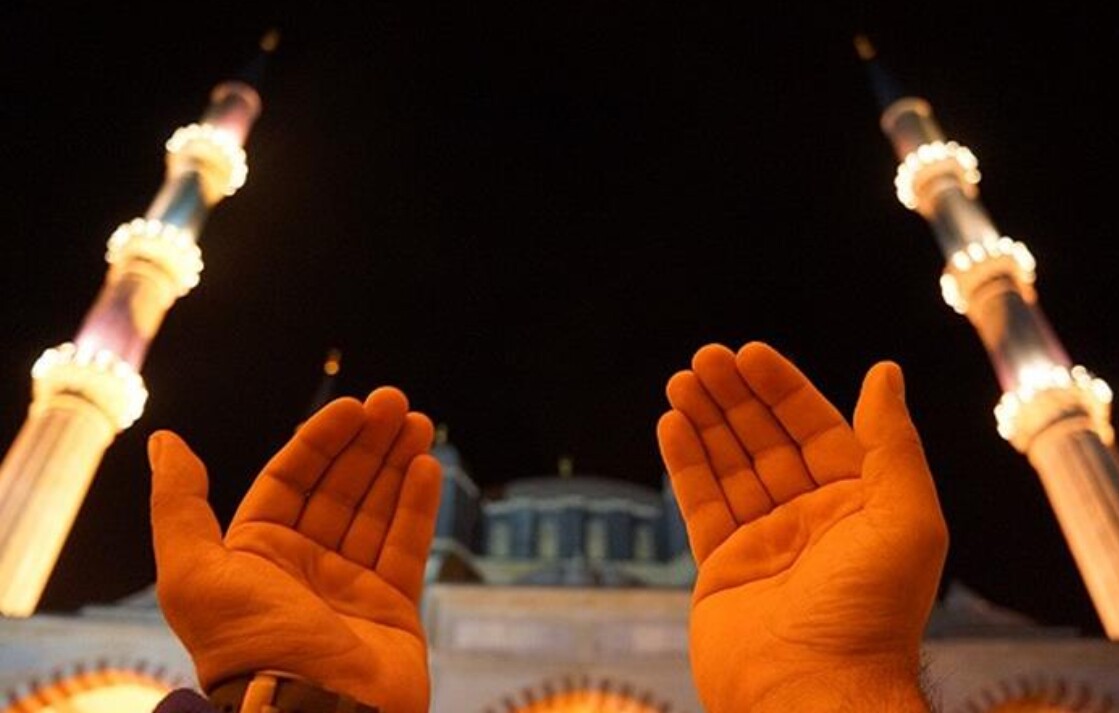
[0,32,277,616]
[295,349,342,432]
[307,348,343,415]
[859,36,1119,639]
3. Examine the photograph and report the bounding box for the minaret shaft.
[146,171,209,235]
[964,275,1070,392]
[927,186,1000,256]
[881,99,1119,639]
[1029,422,1119,636]
[0,399,115,615]
[0,74,261,616]
[76,262,179,367]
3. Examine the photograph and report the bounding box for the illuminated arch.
[2,660,178,713]
[480,675,683,713]
[956,674,1116,713]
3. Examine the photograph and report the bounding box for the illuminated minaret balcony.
[0,32,277,617]
[859,36,1119,639]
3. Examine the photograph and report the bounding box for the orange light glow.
[894,140,980,210]
[323,348,342,376]
[105,218,203,296]
[488,682,668,713]
[32,342,148,431]
[260,28,281,53]
[853,35,876,61]
[940,235,1036,314]
[995,363,1113,448]
[165,122,249,196]
[1,667,172,713]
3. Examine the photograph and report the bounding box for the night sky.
[2,5,1116,636]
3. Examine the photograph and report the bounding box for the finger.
[339,411,435,567]
[656,410,737,564]
[149,431,224,581]
[666,369,773,522]
[374,454,442,603]
[687,343,814,503]
[231,397,366,529]
[693,344,815,501]
[734,342,864,487]
[853,361,948,547]
[295,388,410,550]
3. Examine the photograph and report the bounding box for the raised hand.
[149,387,442,713]
[657,343,947,712]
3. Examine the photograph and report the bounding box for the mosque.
[3,420,1119,713]
[2,32,1119,713]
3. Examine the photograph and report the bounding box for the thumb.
[853,362,945,536]
[149,430,224,575]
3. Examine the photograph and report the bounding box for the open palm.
[657,343,947,711]
[149,387,441,713]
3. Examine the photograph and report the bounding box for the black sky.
[2,5,1116,635]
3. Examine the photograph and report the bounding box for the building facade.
[4,437,1118,713]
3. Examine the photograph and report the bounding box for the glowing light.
[938,273,961,312]
[995,363,1113,448]
[939,235,1036,313]
[105,218,203,296]
[497,691,663,713]
[853,35,876,61]
[323,348,342,376]
[165,122,248,196]
[31,342,148,431]
[260,27,281,53]
[1,667,172,713]
[488,680,669,713]
[894,140,981,210]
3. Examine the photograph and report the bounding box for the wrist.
[747,658,933,713]
[206,671,382,713]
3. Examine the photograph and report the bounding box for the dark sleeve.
[152,689,219,713]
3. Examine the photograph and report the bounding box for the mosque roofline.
[500,474,662,506]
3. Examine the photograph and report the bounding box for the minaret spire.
[865,46,1119,640]
[306,348,343,417]
[854,35,907,113]
[233,27,281,90]
[260,27,282,54]
[0,39,268,616]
